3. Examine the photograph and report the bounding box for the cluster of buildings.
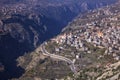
[51,24,120,60]
[51,7,120,61]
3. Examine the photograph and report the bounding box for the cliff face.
[0,0,119,79]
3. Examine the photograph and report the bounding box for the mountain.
[15,1,120,80]
[0,0,118,47]
[0,0,119,79]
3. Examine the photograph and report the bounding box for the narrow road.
[39,43,77,74]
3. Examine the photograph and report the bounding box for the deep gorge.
[0,0,118,79]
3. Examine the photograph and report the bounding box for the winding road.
[37,42,77,74]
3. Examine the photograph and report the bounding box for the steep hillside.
[16,2,120,80]
[0,0,119,79]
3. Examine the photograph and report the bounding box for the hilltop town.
[43,3,120,79]
[51,22,120,61]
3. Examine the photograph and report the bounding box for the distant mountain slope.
[63,1,120,31]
